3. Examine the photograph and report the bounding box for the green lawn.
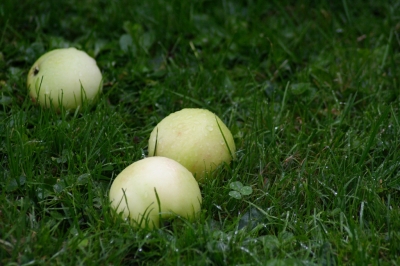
[1,0,400,265]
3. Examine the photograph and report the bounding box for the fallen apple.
[148,108,236,181]
[109,156,202,229]
[27,47,102,110]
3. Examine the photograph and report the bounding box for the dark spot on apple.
[33,67,39,76]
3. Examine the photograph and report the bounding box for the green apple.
[109,156,202,229]
[148,108,236,181]
[27,47,102,110]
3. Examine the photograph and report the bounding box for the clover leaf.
[229,181,253,199]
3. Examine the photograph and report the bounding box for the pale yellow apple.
[109,156,202,229]
[148,108,236,181]
[27,47,102,110]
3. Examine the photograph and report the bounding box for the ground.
[1,0,400,265]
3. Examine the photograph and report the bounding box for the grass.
[1,0,400,264]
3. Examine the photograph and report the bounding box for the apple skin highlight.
[27,47,102,110]
[109,157,202,229]
[148,108,236,182]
